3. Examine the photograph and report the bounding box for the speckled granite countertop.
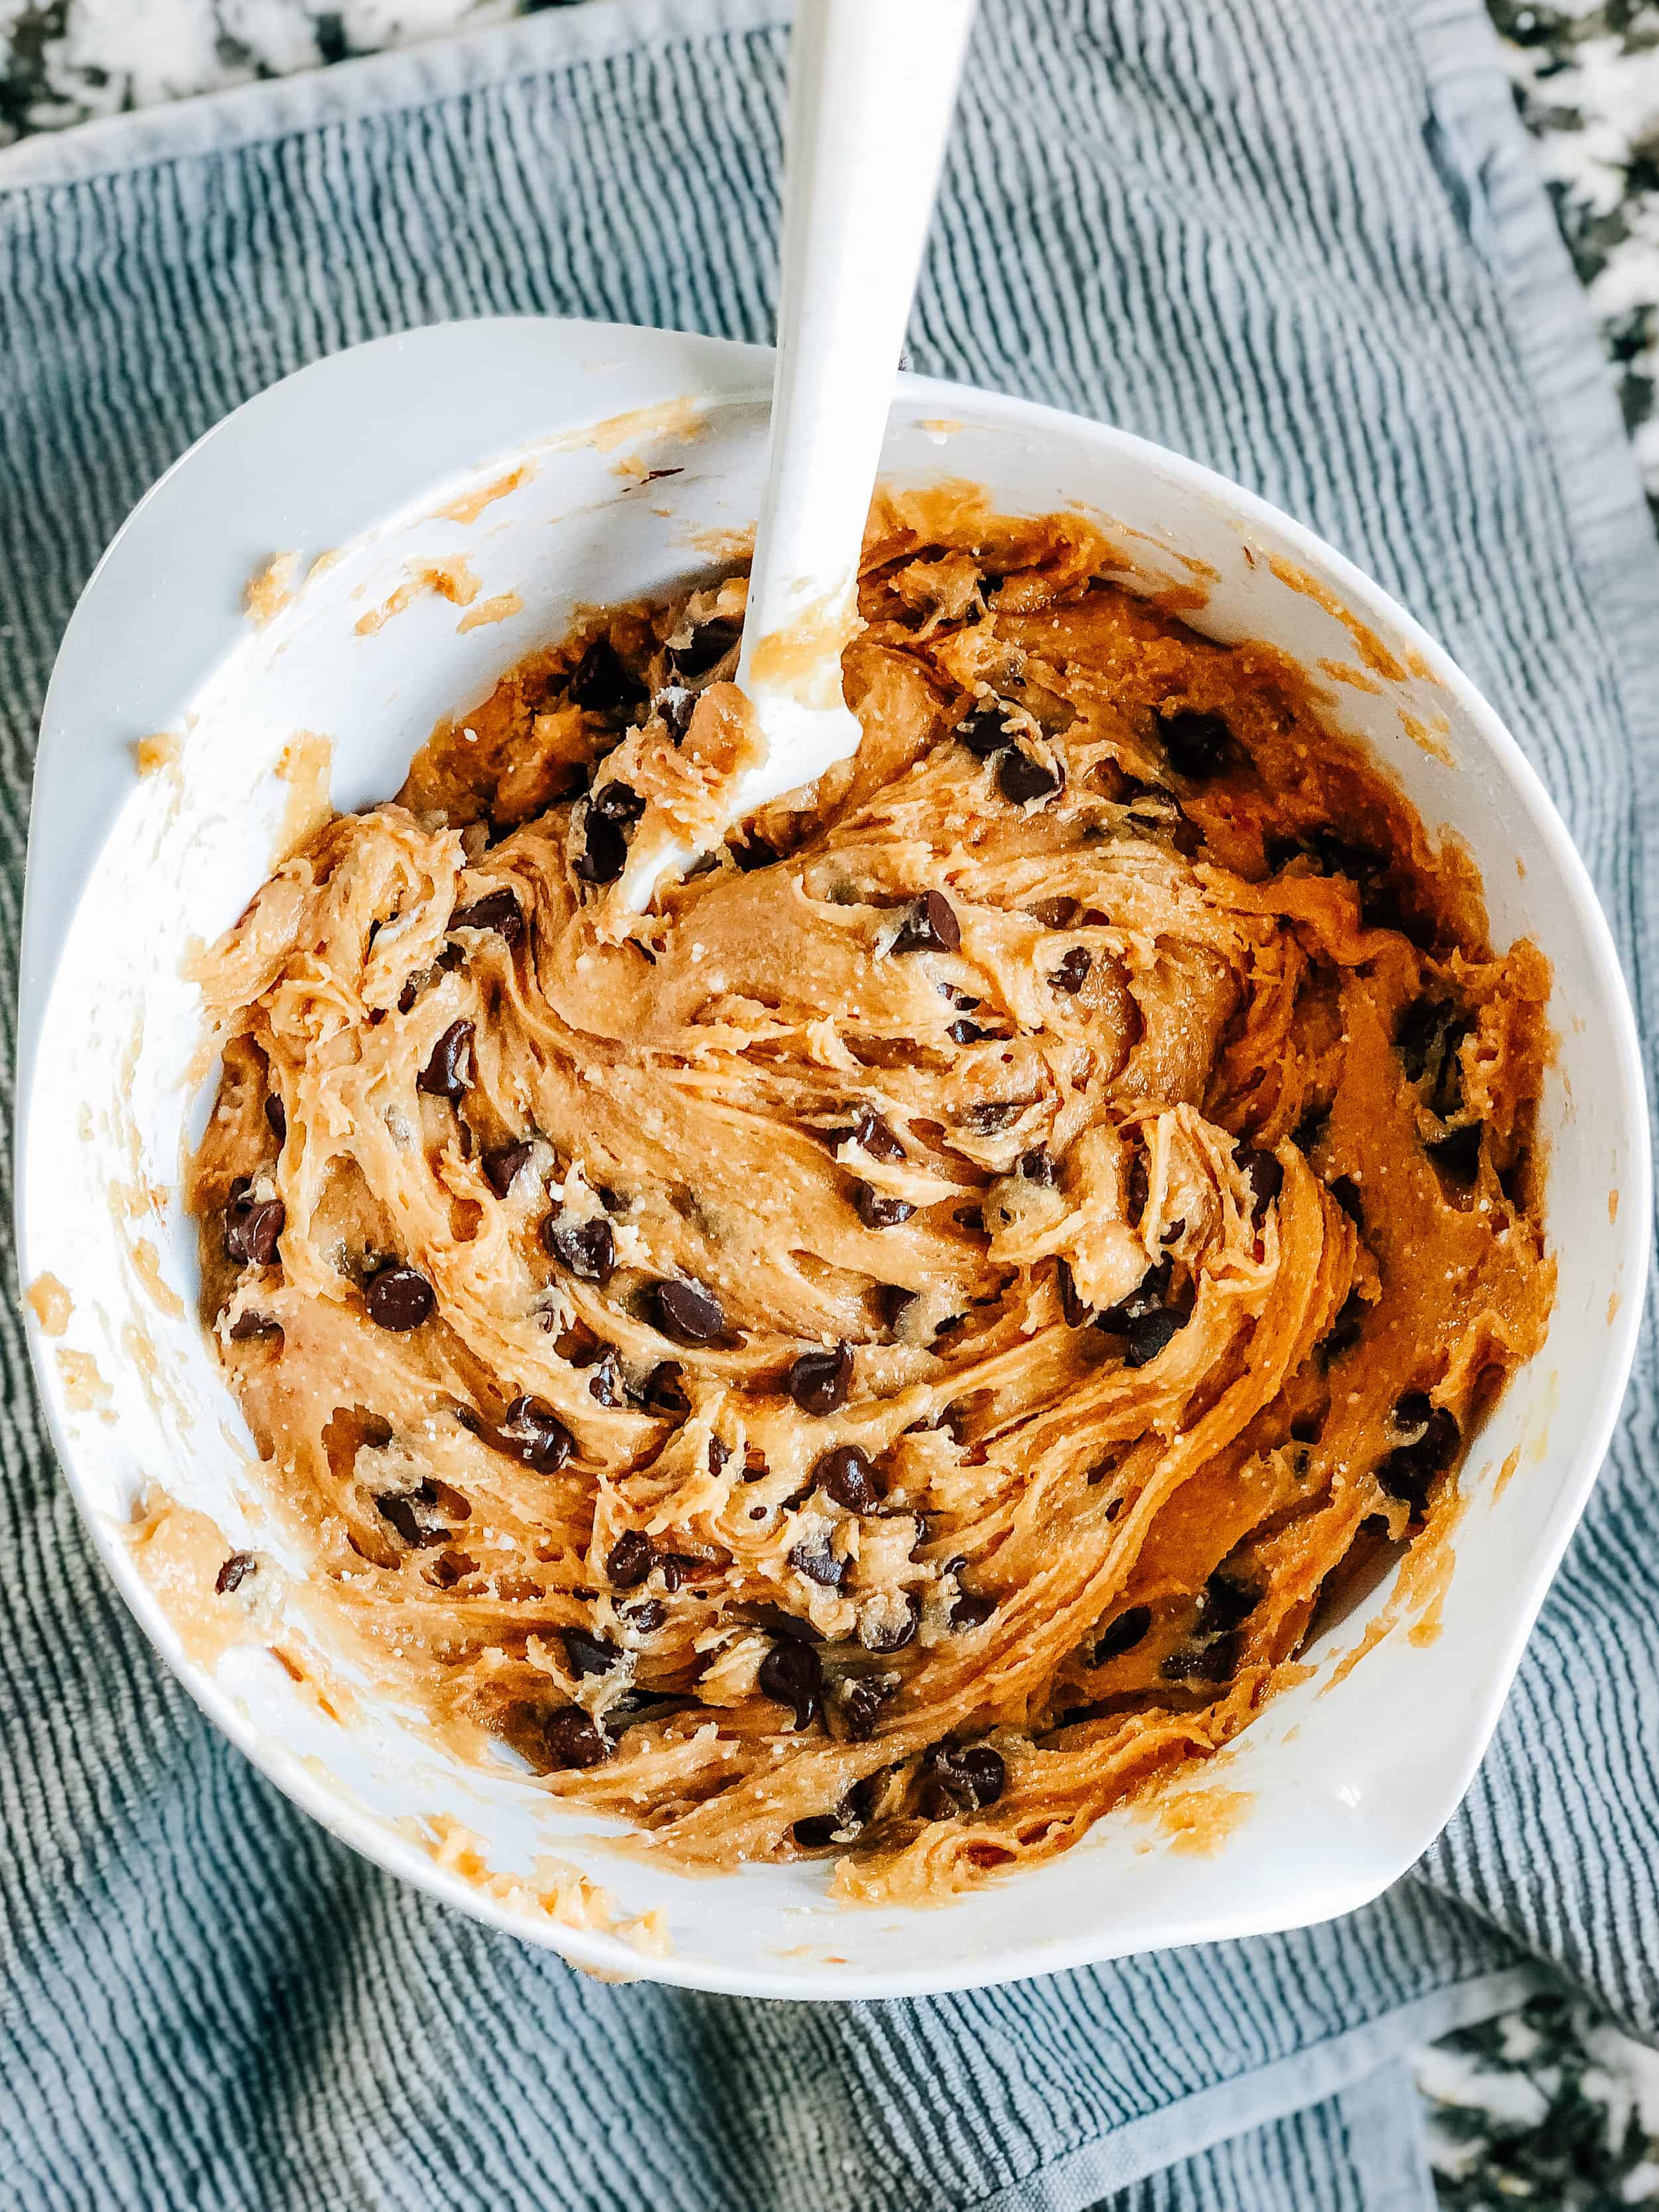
[2,4,1656,2207]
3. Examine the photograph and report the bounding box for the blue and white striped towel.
[1,3,1655,2205]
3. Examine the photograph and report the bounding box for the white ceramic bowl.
[17,318,1648,1998]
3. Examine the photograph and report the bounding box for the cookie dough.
[188,488,1553,1903]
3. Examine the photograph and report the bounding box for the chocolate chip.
[654,1278,726,1344]
[787,1342,853,1416]
[374,1493,419,1545]
[816,1444,882,1513]
[225,1184,285,1268]
[917,1741,1005,1818]
[449,888,524,945]
[1308,832,1386,885]
[590,779,646,826]
[1127,1151,1149,1222]
[1396,999,1471,1119]
[1159,709,1231,780]
[641,1361,689,1417]
[841,1677,895,1741]
[1124,1307,1186,1368]
[849,1107,906,1161]
[792,1778,875,1850]
[264,1094,286,1143]
[588,1353,624,1407]
[659,1558,707,1595]
[1327,1175,1364,1225]
[1396,997,1453,1082]
[791,1812,843,1850]
[544,1215,616,1285]
[790,1538,848,1590]
[1392,1390,1429,1436]
[1197,1572,1259,1632]
[622,1599,666,1634]
[1321,1290,1366,1361]
[228,1310,281,1341]
[542,1707,614,1769]
[567,637,646,713]
[215,1552,255,1596]
[366,1263,435,1331]
[552,1319,601,1364]
[561,1625,619,1678]
[375,1485,446,1547]
[655,684,696,741]
[966,1100,1022,1132]
[1418,1407,1461,1467]
[1019,1147,1057,1184]
[1056,1258,1089,1329]
[1161,1633,1240,1684]
[1092,1604,1151,1662]
[670,619,740,680]
[709,1437,732,1476]
[893,890,961,955]
[758,1638,822,1730]
[858,1593,920,1654]
[417,1018,474,1102]
[950,1590,996,1632]
[948,1017,992,1044]
[1429,1122,1482,1183]
[1377,1406,1460,1512]
[1051,947,1091,995]
[731,1601,821,1645]
[877,1284,918,1333]
[497,1396,574,1471]
[855,1183,916,1230]
[1293,1104,1330,1153]
[398,979,420,1014]
[1236,1145,1283,1219]
[997,749,1062,805]
[574,806,629,885]
[1096,1257,1171,1333]
[607,1531,654,1587]
[478,1142,531,1199]
[956,703,1012,758]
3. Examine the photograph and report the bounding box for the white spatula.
[620,0,977,909]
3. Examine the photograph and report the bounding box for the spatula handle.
[735,0,978,792]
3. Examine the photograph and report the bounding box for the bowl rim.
[16,315,1652,1998]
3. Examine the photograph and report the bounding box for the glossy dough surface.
[190,491,1553,1903]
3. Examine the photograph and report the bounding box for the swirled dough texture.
[190,488,1553,1904]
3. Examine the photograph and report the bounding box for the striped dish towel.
[1,3,1655,2206]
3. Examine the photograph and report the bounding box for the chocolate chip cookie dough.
[188,486,1553,1904]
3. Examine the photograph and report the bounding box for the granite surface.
[1,2,1655,2206]
[1488,1,1658,522]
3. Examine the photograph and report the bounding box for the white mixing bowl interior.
[18,325,1647,1997]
